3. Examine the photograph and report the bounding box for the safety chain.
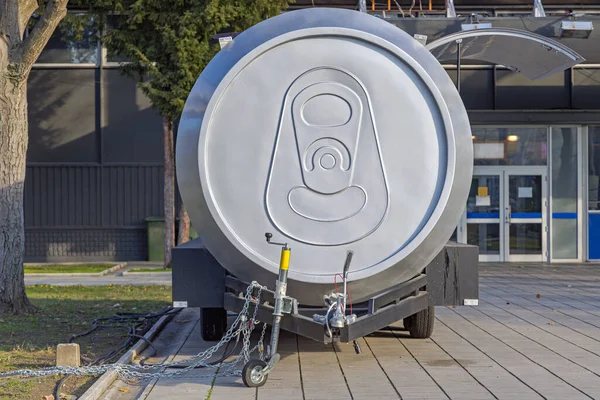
[0,281,269,382]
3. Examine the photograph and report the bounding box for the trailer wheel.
[407,306,435,339]
[201,308,227,341]
[403,316,412,331]
[242,359,268,387]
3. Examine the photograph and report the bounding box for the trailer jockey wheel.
[406,306,435,339]
[242,359,269,387]
[201,308,227,341]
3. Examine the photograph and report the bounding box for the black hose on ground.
[53,307,181,398]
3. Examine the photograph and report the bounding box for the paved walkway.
[24,274,171,286]
[100,263,600,399]
[24,262,171,286]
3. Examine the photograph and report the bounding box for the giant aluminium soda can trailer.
[172,7,581,388]
[175,6,478,386]
[176,6,473,299]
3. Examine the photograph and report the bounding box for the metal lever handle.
[342,251,354,315]
[343,251,354,278]
[265,232,288,248]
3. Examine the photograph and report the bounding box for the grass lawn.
[128,268,171,273]
[0,285,171,400]
[23,264,114,274]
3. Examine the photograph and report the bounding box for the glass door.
[463,167,547,262]
[466,173,502,262]
[504,170,547,262]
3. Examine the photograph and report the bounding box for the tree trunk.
[0,0,68,315]
[0,75,35,314]
[163,116,175,269]
[177,203,190,245]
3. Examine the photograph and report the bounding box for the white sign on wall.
[476,196,491,206]
[518,187,533,198]
[474,143,504,160]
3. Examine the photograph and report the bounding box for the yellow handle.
[280,249,291,271]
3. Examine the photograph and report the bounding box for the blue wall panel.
[589,214,600,260]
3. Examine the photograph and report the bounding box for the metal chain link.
[0,281,269,382]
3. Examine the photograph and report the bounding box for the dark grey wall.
[25,65,164,262]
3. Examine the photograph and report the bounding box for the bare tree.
[177,203,190,246]
[0,0,69,314]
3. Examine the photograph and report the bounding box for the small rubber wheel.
[407,306,435,339]
[242,359,268,388]
[201,308,227,341]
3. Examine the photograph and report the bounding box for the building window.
[28,69,98,163]
[588,127,600,260]
[589,127,600,211]
[472,127,547,166]
[551,127,578,260]
[101,71,163,163]
[33,13,99,64]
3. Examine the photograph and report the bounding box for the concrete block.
[56,343,80,367]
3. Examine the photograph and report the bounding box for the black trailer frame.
[172,239,479,344]
[223,273,430,343]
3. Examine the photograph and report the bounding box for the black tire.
[403,317,412,331]
[407,306,435,339]
[242,359,268,388]
[201,308,227,341]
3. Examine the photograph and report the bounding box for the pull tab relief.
[266,67,389,246]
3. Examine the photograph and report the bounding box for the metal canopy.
[426,28,585,80]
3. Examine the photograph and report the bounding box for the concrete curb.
[121,271,172,277]
[25,263,126,278]
[78,311,175,400]
[99,263,127,276]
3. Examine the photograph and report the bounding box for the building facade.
[25,16,165,262]
[23,1,600,263]
[382,9,600,263]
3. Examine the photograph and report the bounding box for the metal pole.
[533,0,546,17]
[446,0,456,18]
[269,246,290,357]
[359,0,367,13]
[456,39,462,93]
[342,251,353,313]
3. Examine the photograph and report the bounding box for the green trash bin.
[189,224,199,240]
[145,217,165,262]
[176,218,199,241]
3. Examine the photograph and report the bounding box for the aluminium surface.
[176,8,473,306]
